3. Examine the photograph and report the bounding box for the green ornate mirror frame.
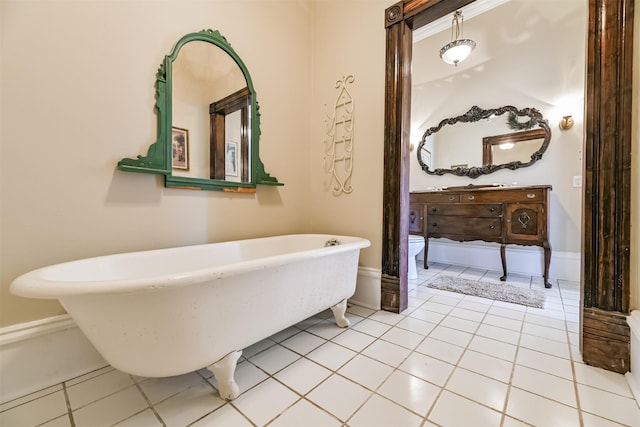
[118,29,281,192]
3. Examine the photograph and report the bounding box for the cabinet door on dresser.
[505,203,545,244]
[409,203,425,234]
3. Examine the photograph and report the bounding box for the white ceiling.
[412,0,511,43]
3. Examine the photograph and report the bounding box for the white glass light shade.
[439,39,476,66]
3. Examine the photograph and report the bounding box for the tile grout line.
[300,282,443,425]
[61,382,76,427]
[560,278,586,427]
[130,375,166,427]
[407,277,465,426]
[182,368,240,427]
[375,288,456,426]
[435,268,583,425]
[503,278,596,425]
[499,278,531,427]
[239,309,375,426]
[441,279,555,423]
[367,302,454,424]
[423,267,499,425]
[277,307,417,425]
[337,309,417,425]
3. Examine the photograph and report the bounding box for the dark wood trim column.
[381,0,476,313]
[382,2,410,313]
[582,0,634,373]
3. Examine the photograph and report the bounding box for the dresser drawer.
[461,188,546,203]
[427,216,502,238]
[428,203,502,217]
[412,192,461,203]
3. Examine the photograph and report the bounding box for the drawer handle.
[468,195,475,200]
[432,208,438,213]
[449,196,455,201]
[489,207,495,212]
[432,223,438,227]
[490,225,495,229]
[527,193,536,199]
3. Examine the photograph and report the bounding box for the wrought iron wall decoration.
[323,75,355,195]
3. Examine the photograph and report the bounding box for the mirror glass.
[117,29,281,191]
[416,105,550,179]
[172,40,248,181]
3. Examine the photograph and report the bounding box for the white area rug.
[427,275,546,309]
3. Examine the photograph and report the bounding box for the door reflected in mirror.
[209,87,249,182]
[225,111,241,180]
[482,128,546,166]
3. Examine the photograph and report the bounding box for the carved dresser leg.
[207,350,242,400]
[330,299,350,328]
[424,236,430,269]
[543,241,552,288]
[499,244,508,281]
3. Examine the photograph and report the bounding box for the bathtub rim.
[10,234,371,299]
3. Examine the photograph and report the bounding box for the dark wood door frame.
[382,0,634,373]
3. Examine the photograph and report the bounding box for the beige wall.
[0,0,315,326]
[1,0,638,328]
[308,0,389,269]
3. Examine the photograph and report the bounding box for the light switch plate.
[573,176,583,188]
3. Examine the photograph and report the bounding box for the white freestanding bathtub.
[11,234,370,400]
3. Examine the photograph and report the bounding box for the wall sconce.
[559,115,574,130]
[440,11,476,67]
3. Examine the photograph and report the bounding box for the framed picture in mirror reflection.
[171,127,189,170]
[225,141,238,177]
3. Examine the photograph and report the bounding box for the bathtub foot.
[208,350,242,400]
[330,299,350,328]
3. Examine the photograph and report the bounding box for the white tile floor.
[2,262,640,426]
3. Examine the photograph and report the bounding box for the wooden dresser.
[409,185,552,288]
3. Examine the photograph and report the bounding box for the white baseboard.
[350,267,381,310]
[0,315,106,404]
[627,311,640,406]
[421,240,580,282]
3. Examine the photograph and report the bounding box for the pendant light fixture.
[439,10,476,66]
